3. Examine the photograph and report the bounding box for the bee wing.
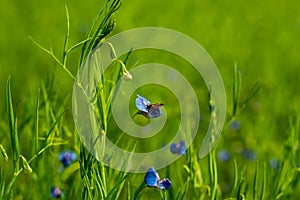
[170,143,179,154]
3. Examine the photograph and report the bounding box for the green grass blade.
[62,5,70,66]
[44,109,68,142]
[34,89,40,154]
[133,182,146,200]
[208,150,218,200]
[105,173,129,199]
[100,163,108,196]
[67,38,91,54]
[6,77,20,174]
[175,180,189,200]
[231,159,238,196]
[80,0,121,64]
[232,63,241,117]
[127,181,131,200]
[242,82,260,107]
[253,159,259,199]
[236,165,247,199]
[79,1,107,65]
[260,162,266,199]
[28,36,75,80]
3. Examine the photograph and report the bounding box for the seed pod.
[20,155,32,174]
[0,144,8,161]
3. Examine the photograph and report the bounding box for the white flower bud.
[123,72,133,81]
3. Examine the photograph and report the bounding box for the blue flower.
[170,141,186,155]
[50,186,62,198]
[218,150,231,162]
[135,95,164,118]
[144,167,171,190]
[59,151,77,167]
[144,167,160,187]
[229,120,240,131]
[269,158,280,171]
[241,149,257,161]
[157,178,172,190]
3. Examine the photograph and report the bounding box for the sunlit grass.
[1,0,300,199]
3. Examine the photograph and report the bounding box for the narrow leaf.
[232,63,241,116]
[6,77,20,173]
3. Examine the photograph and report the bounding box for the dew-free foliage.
[1,0,300,199]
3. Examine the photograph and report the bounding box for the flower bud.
[0,144,8,161]
[20,155,32,173]
[123,71,133,81]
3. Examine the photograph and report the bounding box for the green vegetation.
[1,0,300,199]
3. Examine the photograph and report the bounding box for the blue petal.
[170,141,186,155]
[50,186,62,198]
[170,143,179,154]
[229,120,240,131]
[242,149,257,161]
[158,178,172,190]
[179,141,186,155]
[270,158,280,171]
[59,151,77,167]
[144,167,160,187]
[218,150,231,162]
[136,95,150,113]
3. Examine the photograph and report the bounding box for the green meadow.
[1,0,300,199]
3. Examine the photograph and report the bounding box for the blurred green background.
[1,0,300,198]
[1,0,299,113]
[1,0,300,153]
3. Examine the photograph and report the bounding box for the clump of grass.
[1,76,68,199]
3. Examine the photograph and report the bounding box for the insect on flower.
[59,151,77,167]
[144,167,171,190]
[135,94,164,118]
[170,140,186,155]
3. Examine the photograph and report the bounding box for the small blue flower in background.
[241,149,257,161]
[229,120,240,131]
[135,95,164,118]
[269,158,280,171]
[218,150,231,162]
[144,167,171,190]
[59,151,77,167]
[50,186,62,198]
[170,140,186,155]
